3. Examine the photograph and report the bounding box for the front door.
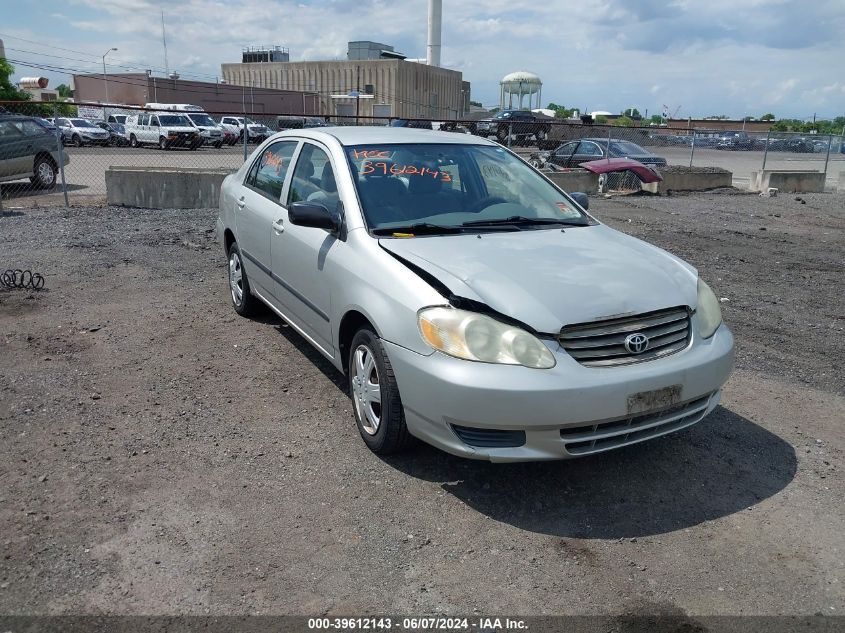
[271,141,340,355]
[0,121,30,177]
[235,139,299,298]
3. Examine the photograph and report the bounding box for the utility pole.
[101,47,117,104]
[355,66,361,125]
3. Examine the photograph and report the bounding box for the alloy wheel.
[351,345,382,435]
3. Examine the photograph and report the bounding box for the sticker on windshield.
[361,161,451,182]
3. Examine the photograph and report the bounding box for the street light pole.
[101,47,117,103]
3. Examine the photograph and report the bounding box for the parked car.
[0,113,69,189]
[95,121,129,146]
[277,115,329,130]
[536,138,667,168]
[389,118,434,130]
[124,113,202,150]
[473,110,552,144]
[183,112,225,148]
[34,118,58,135]
[765,137,815,153]
[107,114,128,125]
[217,128,733,461]
[218,116,270,143]
[55,118,111,147]
[221,127,239,146]
[714,131,754,150]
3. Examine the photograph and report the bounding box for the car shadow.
[262,314,797,539]
[380,406,797,539]
[0,183,87,199]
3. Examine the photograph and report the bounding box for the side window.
[245,141,297,202]
[0,121,24,140]
[150,116,159,126]
[583,142,604,157]
[554,142,576,157]
[287,144,336,207]
[56,118,69,127]
[16,120,50,137]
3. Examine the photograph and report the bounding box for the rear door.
[235,139,299,299]
[0,121,31,178]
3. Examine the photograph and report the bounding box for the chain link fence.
[2,100,843,207]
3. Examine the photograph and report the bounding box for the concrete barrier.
[749,170,826,193]
[105,167,235,209]
[657,169,732,192]
[543,169,600,193]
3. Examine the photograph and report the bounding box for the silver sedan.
[217,127,734,462]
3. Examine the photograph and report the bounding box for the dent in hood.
[379,225,697,333]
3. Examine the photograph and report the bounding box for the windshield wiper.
[372,223,467,236]
[461,215,589,228]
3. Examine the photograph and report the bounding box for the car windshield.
[159,115,190,126]
[189,114,216,126]
[610,141,649,155]
[71,119,97,128]
[345,143,588,234]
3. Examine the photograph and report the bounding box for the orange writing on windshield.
[361,161,451,182]
[353,149,393,159]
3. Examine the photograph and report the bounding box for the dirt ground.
[0,190,843,619]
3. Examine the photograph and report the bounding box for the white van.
[143,104,224,147]
[124,112,201,150]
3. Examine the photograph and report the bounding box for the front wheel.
[159,136,169,150]
[72,134,83,147]
[348,328,413,455]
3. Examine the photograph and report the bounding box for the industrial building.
[221,0,469,120]
[71,72,319,115]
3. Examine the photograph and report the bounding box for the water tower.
[499,71,542,110]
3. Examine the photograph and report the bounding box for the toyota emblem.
[624,333,650,354]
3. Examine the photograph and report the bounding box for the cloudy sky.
[2,0,844,119]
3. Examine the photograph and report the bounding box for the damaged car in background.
[530,138,668,170]
[217,127,733,462]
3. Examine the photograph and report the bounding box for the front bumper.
[383,323,734,462]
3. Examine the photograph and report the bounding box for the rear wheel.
[129,134,139,148]
[496,126,508,142]
[348,328,413,455]
[227,242,260,317]
[30,155,57,189]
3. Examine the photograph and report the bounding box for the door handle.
[272,219,285,234]
[236,196,246,209]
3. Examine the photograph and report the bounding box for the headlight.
[418,307,555,369]
[697,279,722,339]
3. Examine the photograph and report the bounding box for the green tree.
[0,58,32,102]
[621,108,641,119]
[760,113,776,121]
[546,102,575,118]
[649,114,663,124]
[56,83,73,98]
[595,115,609,125]
[615,115,635,127]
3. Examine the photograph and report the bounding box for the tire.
[348,328,413,455]
[130,134,139,148]
[31,155,57,189]
[227,242,261,317]
[496,126,508,142]
[159,136,169,150]
[213,141,223,149]
[72,134,82,148]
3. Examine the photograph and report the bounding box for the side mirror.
[288,202,339,233]
[570,192,589,210]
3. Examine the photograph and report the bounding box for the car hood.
[379,225,697,332]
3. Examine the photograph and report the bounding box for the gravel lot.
[1,191,843,618]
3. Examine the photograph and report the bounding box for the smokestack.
[427,0,442,66]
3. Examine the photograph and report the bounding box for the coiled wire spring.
[1,269,45,290]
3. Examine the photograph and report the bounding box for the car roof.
[272,126,501,147]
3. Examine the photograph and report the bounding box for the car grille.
[451,425,526,448]
[559,306,691,367]
[560,393,713,456]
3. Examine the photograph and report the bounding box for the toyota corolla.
[217,127,734,462]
